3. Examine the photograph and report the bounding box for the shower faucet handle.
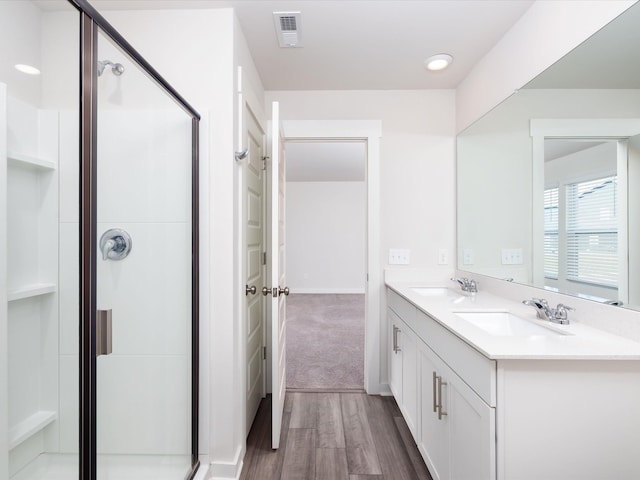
[100,228,132,261]
[101,238,116,260]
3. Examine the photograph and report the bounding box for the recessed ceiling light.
[424,54,453,72]
[15,64,41,75]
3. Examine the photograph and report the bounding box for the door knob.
[278,286,290,296]
[245,284,257,296]
[262,287,271,296]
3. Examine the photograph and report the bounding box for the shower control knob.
[100,228,132,261]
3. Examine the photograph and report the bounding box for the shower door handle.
[96,309,113,356]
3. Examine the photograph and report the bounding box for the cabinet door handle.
[432,371,438,413]
[392,325,396,353]
[437,375,448,420]
[394,326,401,353]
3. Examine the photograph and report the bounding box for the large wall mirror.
[457,2,640,311]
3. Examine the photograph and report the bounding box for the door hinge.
[262,251,267,265]
[263,346,267,360]
[261,156,269,170]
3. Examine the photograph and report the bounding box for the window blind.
[544,187,559,279]
[566,176,617,287]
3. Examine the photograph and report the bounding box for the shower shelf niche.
[7,283,57,302]
[2,85,61,475]
[9,411,58,450]
[7,151,56,170]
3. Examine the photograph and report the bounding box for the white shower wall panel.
[58,222,78,357]
[58,111,78,225]
[96,222,190,356]
[6,165,41,290]
[57,354,77,453]
[96,355,190,454]
[96,111,191,224]
[7,300,43,425]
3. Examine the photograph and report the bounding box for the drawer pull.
[432,371,438,413]
[393,325,401,354]
[437,375,448,420]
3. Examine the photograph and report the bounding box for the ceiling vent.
[273,12,302,48]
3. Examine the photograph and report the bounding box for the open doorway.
[284,140,366,390]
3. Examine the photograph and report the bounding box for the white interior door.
[245,104,266,432]
[270,102,288,449]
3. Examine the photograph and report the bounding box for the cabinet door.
[418,342,449,480]
[419,341,496,480]
[444,359,496,480]
[388,309,403,403]
[401,322,418,439]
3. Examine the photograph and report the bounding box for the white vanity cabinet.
[388,289,496,479]
[387,285,640,480]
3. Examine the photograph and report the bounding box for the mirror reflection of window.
[544,139,619,301]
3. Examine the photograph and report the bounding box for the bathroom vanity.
[386,282,640,480]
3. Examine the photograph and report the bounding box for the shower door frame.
[72,1,201,479]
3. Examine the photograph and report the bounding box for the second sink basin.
[411,286,461,298]
[454,311,571,337]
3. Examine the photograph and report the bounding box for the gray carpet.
[286,294,365,390]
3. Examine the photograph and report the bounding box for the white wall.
[286,181,365,293]
[456,0,635,133]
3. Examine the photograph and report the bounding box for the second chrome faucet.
[451,277,477,294]
[522,298,574,325]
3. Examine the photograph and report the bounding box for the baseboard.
[207,445,244,479]
[290,288,366,294]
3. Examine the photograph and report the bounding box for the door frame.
[280,119,382,394]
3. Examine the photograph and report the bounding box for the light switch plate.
[438,248,449,265]
[501,248,523,265]
[389,248,410,265]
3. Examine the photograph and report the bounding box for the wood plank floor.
[240,392,433,480]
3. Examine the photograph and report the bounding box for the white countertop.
[386,279,640,360]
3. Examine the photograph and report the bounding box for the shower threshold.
[11,453,192,480]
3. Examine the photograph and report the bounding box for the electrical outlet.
[463,248,474,265]
[438,248,449,265]
[389,248,410,265]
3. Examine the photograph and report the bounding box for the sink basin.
[454,311,571,337]
[411,287,460,297]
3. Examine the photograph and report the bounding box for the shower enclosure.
[1,1,200,479]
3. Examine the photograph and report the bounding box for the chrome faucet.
[451,277,478,294]
[522,298,574,325]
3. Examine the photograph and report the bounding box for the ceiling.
[77,0,534,90]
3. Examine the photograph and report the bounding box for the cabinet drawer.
[387,289,416,323]
[415,310,496,406]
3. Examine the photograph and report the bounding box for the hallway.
[239,392,432,480]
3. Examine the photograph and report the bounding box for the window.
[566,176,618,287]
[544,187,559,279]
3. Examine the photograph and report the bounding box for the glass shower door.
[94,30,194,479]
